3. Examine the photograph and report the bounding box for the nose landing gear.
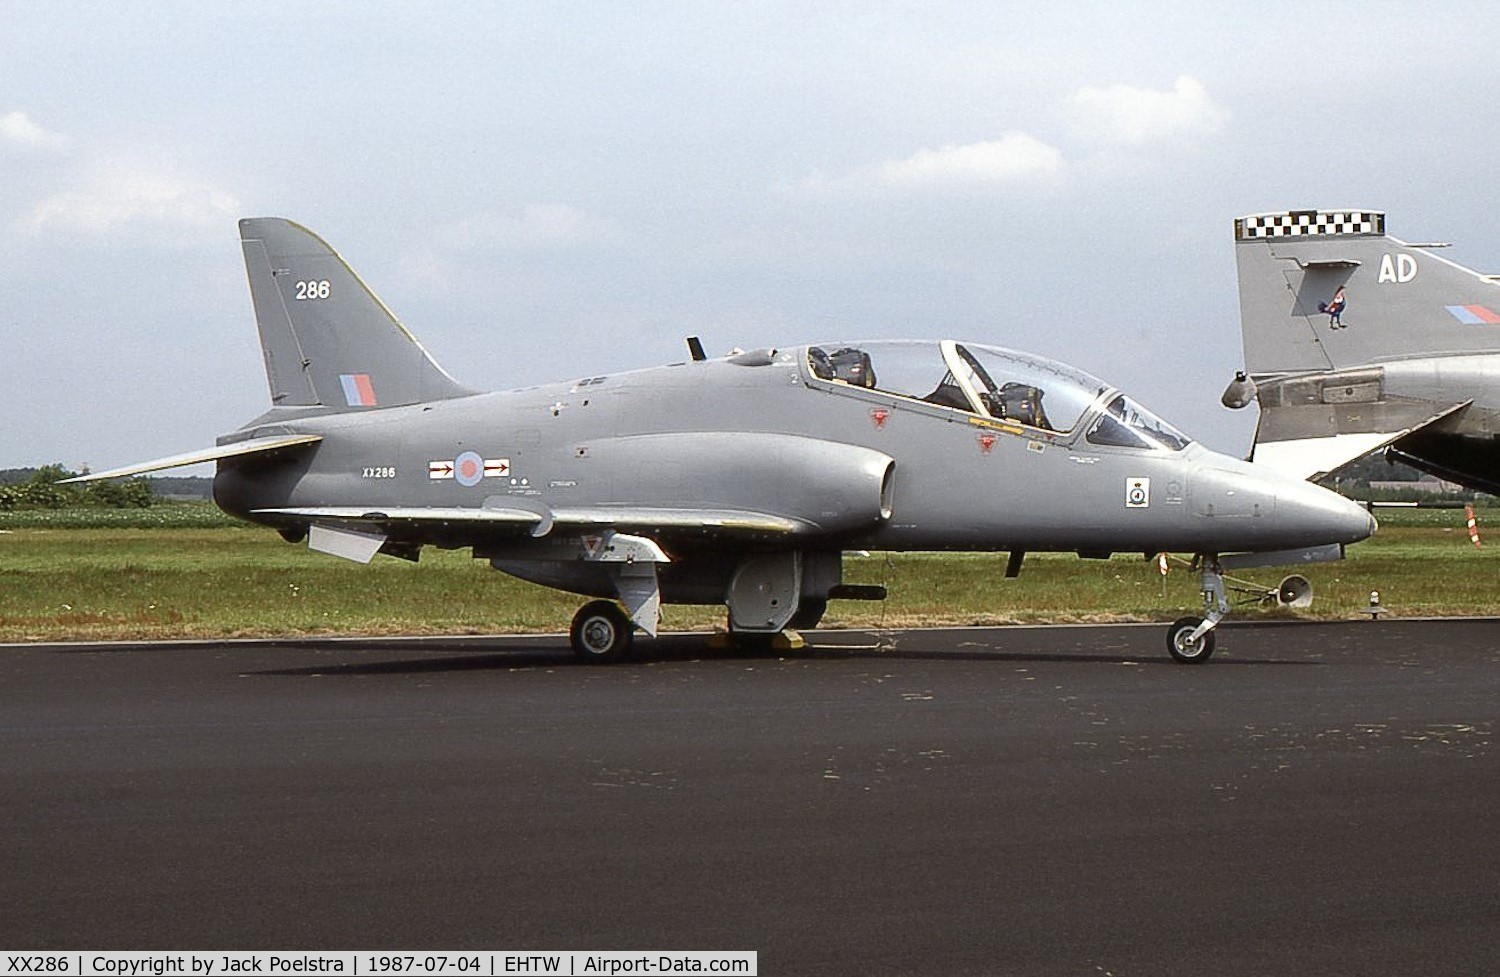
[1165,557,1226,664]
[1167,615,1217,663]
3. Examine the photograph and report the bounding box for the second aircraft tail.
[1228,209,1499,483]
[1234,209,1500,376]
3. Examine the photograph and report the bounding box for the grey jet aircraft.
[1225,208,1500,491]
[71,218,1376,663]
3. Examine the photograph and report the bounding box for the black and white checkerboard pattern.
[1235,210,1385,240]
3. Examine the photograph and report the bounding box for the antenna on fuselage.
[686,336,707,362]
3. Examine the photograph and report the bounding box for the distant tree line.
[137,475,215,499]
[1,468,214,503]
[0,465,155,510]
[1319,451,1493,505]
[1323,453,1425,484]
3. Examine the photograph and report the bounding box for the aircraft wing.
[258,504,805,571]
[254,506,544,526]
[1250,399,1470,482]
[62,434,324,482]
[254,505,806,536]
[550,506,804,534]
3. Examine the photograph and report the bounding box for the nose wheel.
[1164,556,1227,664]
[570,600,635,663]
[1166,616,1216,663]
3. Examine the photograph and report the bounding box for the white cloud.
[1,110,68,152]
[1068,75,1228,148]
[438,203,612,252]
[876,132,1067,188]
[804,131,1066,194]
[18,160,241,242]
[799,76,1226,196]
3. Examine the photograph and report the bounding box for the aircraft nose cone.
[1273,473,1377,545]
[1192,456,1376,550]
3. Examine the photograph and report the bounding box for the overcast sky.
[4,1,1499,471]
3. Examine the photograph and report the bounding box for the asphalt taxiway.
[2,621,1497,975]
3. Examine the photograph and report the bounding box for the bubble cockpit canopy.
[804,339,1191,451]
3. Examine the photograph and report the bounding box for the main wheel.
[570,600,634,663]
[1166,616,1216,664]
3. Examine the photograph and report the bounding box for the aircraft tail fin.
[239,218,477,410]
[1234,209,1500,376]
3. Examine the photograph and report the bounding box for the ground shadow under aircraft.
[238,627,1316,677]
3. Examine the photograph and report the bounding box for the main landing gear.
[564,549,857,663]
[566,599,818,663]
[570,600,634,663]
[1165,557,1227,664]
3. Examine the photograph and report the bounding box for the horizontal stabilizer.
[1250,401,1469,482]
[63,434,323,483]
[1252,433,1396,482]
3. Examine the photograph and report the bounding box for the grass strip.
[1,505,1493,642]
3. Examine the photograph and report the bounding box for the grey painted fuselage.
[214,344,1372,590]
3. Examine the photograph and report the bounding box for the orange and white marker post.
[1465,504,1482,548]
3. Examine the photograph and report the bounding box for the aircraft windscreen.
[1085,394,1193,452]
